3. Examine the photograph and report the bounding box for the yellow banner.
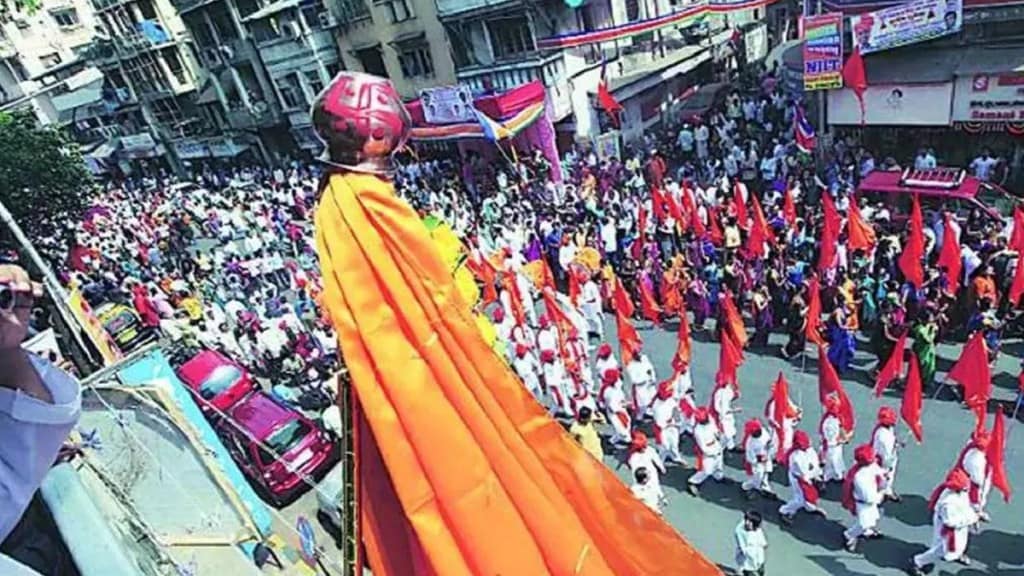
[67,288,123,365]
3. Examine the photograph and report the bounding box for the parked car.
[175,349,257,412]
[94,302,158,354]
[674,82,730,123]
[218,392,338,506]
[857,167,1017,227]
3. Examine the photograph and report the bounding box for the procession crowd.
[41,63,1022,576]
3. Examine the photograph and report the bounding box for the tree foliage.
[0,110,93,247]
[0,0,40,21]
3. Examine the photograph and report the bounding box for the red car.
[857,167,1017,226]
[175,349,257,412]
[219,392,337,506]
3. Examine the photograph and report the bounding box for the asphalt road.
[595,316,1024,576]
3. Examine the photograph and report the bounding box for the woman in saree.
[826,295,858,373]
[910,308,939,390]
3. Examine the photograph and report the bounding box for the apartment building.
[332,0,457,100]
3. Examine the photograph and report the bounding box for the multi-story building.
[0,0,101,125]
[433,0,762,144]
[85,0,205,171]
[332,0,457,100]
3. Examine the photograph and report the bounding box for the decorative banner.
[801,13,844,91]
[409,102,545,141]
[537,0,777,50]
[419,85,475,124]
[850,0,962,55]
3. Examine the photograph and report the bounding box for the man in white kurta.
[911,469,979,574]
[711,380,739,451]
[630,467,665,515]
[540,349,572,416]
[672,362,694,402]
[536,316,558,357]
[510,343,541,399]
[741,419,774,497]
[593,343,619,391]
[627,431,666,491]
[580,276,604,339]
[780,430,824,522]
[820,396,848,483]
[599,368,631,445]
[651,381,685,465]
[688,407,725,495]
[626,351,657,419]
[842,444,885,552]
[957,430,992,521]
[872,406,901,501]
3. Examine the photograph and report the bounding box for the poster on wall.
[596,131,621,162]
[419,85,475,124]
[801,14,844,91]
[850,0,962,55]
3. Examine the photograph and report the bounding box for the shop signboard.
[801,14,843,91]
[850,0,962,55]
[419,85,475,124]
[121,132,156,152]
[952,72,1024,122]
[174,139,209,159]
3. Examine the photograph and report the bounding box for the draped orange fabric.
[846,196,877,253]
[720,291,748,348]
[936,214,962,297]
[638,280,661,325]
[316,173,720,576]
[805,278,825,346]
[674,302,692,368]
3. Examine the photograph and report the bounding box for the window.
[325,61,342,79]
[377,0,413,23]
[39,52,62,69]
[304,69,324,96]
[163,47,188,85]
[51,8,80,28]
[277,73,305,109]
[356,47,388,77]
[397,44,433,79]
[488,17,535,59]
[199,365,242,400]
[258,420,312,465]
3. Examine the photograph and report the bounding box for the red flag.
[947,331,993,426]
[987,407,1012,502]
[615,309,641,365]
[805,278,825,346]
[769,373,797,463]
[842,46,868,125]
[818,345,855,432]
[638,280,661,325]
[1011,255,1024,307]
[675,302,692,367]
[732,182,749,229]
[898,194,925,288]
[846,195,877,253]
[707,207,724,246]
[936,213,962,297]
[717,328,745,387]
[746,194,774,258]
[818,193,841,272]
[568,268,582,307]
[782,187,797,229]
[651,188,666,223]
[1010,206,1024,252]
[540,258,557,292]
[665,192,685,228]
[901,352,924,443]
[632,205,648,260]
[720,291,748,348]
[612,274,635,318]
[597,57,623,128]
[690,206,707,238]
[874,333,907,397]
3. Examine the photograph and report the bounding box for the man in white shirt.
[626,351,657,419]
[511,343,541,400]
[910,469,979,575]
[779,430,825,523]
[955,430,992,521]
[734,510,767,576]
[630,467,665,515]
[914,148,937,171]
[872,406,901,501]
[1,265,82,558]
[688,407,725,495]
[842,444,886,552]
[820,395,850,483]
[970,148,998,181]
[651,381,685,465]
[580,275,604,339]
[741,419,774,498]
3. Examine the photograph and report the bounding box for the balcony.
[436,0,515,19]
[91,0,128,11]
[457,51,572,120]
[225,101,282,130]
[197,39,251,70]
[255,29,336,67]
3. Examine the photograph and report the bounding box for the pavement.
[267,462,345,576]
[594,316,1024,576]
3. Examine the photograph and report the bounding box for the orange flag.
[1010,255,1024,307]
[468,255,499,306]
[818,345,855,432]
[568,268,582,307]
[540,258,557,292]
[901,352,924,443]
[717,329,744,387]
[665,191,685,229]
[782,187,797,229]
[633,205,648,260]
[947,331,993,426]
[987,407,1012,502]
[768,372,797,464]
[674,302,692,368]
[936,214,962,297]
[638,280,661,325]
[874,333,906,397]
[612,274,636,318]
[651,187,666,223]
[615,309,642,365]
[898,194,925,288]
[502,272,527,326]
[746,194,774,258]
[733,181,749,229]
[1010,206,1024,252]
[708,207,724,246]
[846,195,877,253]
[720,291,748,348]
[316,172,719,575]
[805,278,825,346]
[818,193,841,273]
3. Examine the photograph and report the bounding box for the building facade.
[332,0,457,100]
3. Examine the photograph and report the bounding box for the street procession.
[3,0,1024,573]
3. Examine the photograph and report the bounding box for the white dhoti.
[823,445,846,482]
[843,503,881,541]
[742,460,773,493]
[689,452,724,486]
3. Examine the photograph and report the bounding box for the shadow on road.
[883,493,931,528]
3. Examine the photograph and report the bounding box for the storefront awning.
[863,47,963,84]
[954,46,1024,75]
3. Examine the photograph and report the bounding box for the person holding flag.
[598,368,631,446]
[688,407,726,496]
[651,380,687,466]
[820,395,852,484]
[953,429,992,522]
[909,469,979,575]
[765,373,802,464]
[627,430,666,493]
[511,343,542,400]
[540,348,572,417]
[580,271,604,339]
[872,406,902,502]
[711,374,741,451]
[627,346,658,420]
[593,343,619,390]
[842,444,886,553]
[741,419,775,500]
[779,430,825,524]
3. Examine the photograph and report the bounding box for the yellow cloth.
[315,172,720,576]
